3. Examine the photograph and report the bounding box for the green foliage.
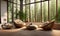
[57,7,60,22]
[19,11,27,21]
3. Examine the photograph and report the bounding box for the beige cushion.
[40,20,55,30]
[1,23,15,29]
[14,19,26,28]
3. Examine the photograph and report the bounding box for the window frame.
[7,0,58,22]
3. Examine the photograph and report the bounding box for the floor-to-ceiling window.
[7,0,57,22]
[7,0,20,22]
[57,0,60,23]
[23,0,56,22]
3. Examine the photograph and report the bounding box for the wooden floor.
[0,22,60,36]
[0,29,60,36]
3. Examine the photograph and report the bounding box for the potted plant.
[19,11,27,22]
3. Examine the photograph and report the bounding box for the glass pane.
[30,0,34,3]
[8,3,12,22]
[42,1,48,22]
[42,2,45,22]
[57,0,60,22]
[25,0,30,4]
[13,4,16,19]
[23,6,25,21]
[13,0,17,3]
[30,4,35,22]
[23,0,25,4]
[17,0,20,4]
[34,3,40,22]
[50,0,56,20]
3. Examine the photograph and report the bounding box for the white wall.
[1,0,7,24]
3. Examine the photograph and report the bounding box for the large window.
[7,0,57,22]
[57,0,60,22]
[7,0,20,22]
[23,0,56,22]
